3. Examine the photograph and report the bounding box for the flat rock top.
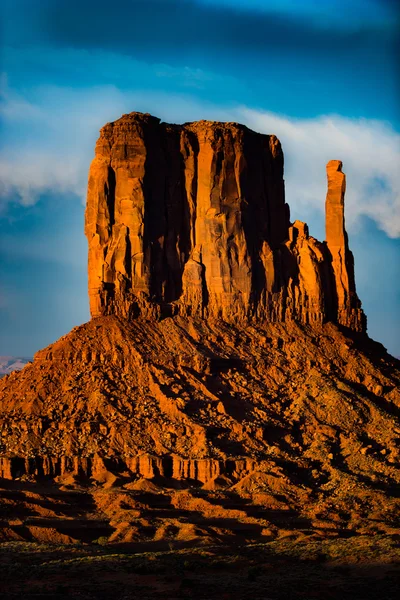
[101,111,268,137]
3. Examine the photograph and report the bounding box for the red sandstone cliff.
[85,113,364,331]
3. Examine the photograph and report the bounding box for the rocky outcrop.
[85,113,287,321]
[86,113,365,331]
[0,454,259,484]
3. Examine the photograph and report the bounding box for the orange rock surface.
[325,159,363,329]
[0,113,398,547]
[85,113,364,330]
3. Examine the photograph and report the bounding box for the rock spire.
[325,160,364,330]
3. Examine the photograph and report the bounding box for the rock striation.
[86,113,365,330]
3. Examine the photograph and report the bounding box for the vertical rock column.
[181,122,253,320]
[325,160,365,331]
[85,115,159,317]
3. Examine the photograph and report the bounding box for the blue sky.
[0,0,399,356]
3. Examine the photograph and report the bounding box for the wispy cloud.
[1,79,399,237]
[154,65,214,88]
[0,152,86,207]
[0,77,129,209]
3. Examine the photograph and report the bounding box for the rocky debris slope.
[0,113,398,545]
[86,113,364,330]
[0,316,399,542]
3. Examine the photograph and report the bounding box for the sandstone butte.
[0,112,399,548]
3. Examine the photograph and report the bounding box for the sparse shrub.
[93,536,109,546]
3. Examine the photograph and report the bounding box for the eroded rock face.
[86,112,365,331]
[85,113,287,321]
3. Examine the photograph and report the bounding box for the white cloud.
[0,152,86,207]
[0,78,399,237]
[0,80,130,209]
[240,108,400,238]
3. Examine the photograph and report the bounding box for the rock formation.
[0,113,398,547]
[325,160,363,329]
[85,113,364,330]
